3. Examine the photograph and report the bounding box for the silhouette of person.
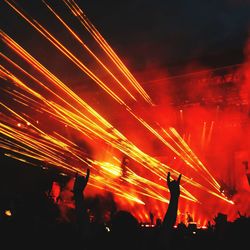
[159,172,182,248]
[149,211,154,225]
[72,169,90,238]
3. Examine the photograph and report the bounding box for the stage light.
[4,210,12,217]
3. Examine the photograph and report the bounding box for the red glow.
[1,1,250,227]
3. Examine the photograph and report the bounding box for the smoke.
[2,0,250,225]
[239,36,250,110]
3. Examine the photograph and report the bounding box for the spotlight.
[4,210,12,217]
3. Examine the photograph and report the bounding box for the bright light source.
[59,172,67,176]
[5,210,12,216]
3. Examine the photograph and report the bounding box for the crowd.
[0,160,249,250]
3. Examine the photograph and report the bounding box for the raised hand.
[72,169,91,235]
[162,172,182,232]
[73,169,90,195]
[167,172,181,198]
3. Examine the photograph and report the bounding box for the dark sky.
[1,0,250,75]
[81,0,250,71]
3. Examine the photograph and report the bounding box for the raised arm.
[73,168,90,195]
[72,169,91,235]
[72,168,90,213]
[162,172,181,231]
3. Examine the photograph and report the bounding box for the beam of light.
[125,109,222,195]
[0,63,202,203]
[1,4,237,229]
[1,29,226,204]
[126,167,198,202]
[207,121,214,146]
[0,70,230,207]
[2,0,129,107]
[0,2,230,209]
[169,127,221,190]
[0,123,78,174]
[145,125,230,202]
[92,163,170,203]
[42,0,137,101]
[161,128,200,171]
[179,109,183,124]
[161,127,219,190]
[0,53,98,140]
[62,0,154,105]
[1,26,222,199]
[0,118,147,205]
[201,121,206,149]
[0,54,200,203]
[0,31,125,132]
[0,79,170,204]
